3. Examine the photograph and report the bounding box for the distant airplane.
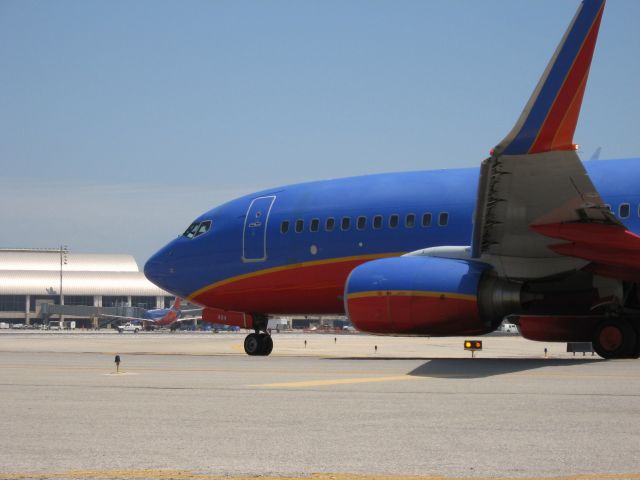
[101,298,202,329]
[145,0,640,359]
[589,147,602,161]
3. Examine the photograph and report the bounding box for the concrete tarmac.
[0,331,639,480]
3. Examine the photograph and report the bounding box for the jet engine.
[345,256,522,335]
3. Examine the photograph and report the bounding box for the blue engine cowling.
[345,256,520,336]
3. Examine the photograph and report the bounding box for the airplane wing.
[470,0,630,280]
[99,313,201,325]
[98,314,145,322]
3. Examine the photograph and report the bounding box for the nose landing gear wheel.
[592,319,637,359]
[243,332,273,356]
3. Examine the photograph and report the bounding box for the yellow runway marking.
[1,471,640,480]
[250,375,420,388]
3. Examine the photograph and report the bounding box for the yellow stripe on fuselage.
[188,252,406,301]
[347,291,477,302]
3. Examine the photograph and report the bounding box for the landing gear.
[260,333,273,356]
[592,318,638,359]
[243,332,273,356]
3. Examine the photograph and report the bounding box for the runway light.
[464,340,482,351]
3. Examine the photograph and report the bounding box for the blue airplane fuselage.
[144,158,640,315]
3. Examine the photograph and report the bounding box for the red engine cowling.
[345,256,521,336]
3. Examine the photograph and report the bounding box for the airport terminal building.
[0,248,172,327]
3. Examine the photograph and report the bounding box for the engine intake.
[345,256,522,335]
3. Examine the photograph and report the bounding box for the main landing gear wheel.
[259,333,273,356]
[592,319,638,359]
[243,332,273,356]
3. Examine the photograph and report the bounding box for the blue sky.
[1,0,639,266]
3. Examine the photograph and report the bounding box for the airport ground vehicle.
[145,0,640,359]
[117,323,141,334]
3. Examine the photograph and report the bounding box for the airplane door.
[242,195,276,262]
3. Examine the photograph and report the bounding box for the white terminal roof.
[0,249,168,296]
[0,250,139,272]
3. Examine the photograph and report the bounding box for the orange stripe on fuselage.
[189,252,404,313]
[346,291,477,302]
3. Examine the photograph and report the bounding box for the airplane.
[145,0,640,359]
[100,298,202,330]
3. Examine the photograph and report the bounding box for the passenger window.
[280,221,289,234]
[389,214,399,228]
[373,215,383,229]
[405,213,416,228]
[194,220,212,237]
[183,222,200,239]
[619,203,630,219]
[325,217,336,232]
[310,218,320,232]
[295,219,304,233]
[422,213,432,227]
[341,217,351,231]
[439,212,449,226]
[356,216,367,230]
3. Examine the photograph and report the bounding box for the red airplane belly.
[192,259,368,314]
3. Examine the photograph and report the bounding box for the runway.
[0,332,639,479]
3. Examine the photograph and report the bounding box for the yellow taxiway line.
[1,471,640,480]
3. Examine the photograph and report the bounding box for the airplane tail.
[494,0,606,156]
[171,297,182,311]
[154,298,182,326]
[472,0,616,266]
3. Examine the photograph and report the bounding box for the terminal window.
[64,295,94,306]
[0,295,26,312]
[103,296,128,308]
[131,296,156,309]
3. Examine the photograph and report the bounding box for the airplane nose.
[144,247,175,292]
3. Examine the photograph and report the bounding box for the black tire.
[593,319,637,359]
[632,320,640,359]
[244,333,262,356]
[259,334,273,356]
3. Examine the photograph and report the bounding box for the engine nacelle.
[345,256,522,336]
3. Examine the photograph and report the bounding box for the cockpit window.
[183,220,212,239]
[194,220,212,237]
[183,222,200,239]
